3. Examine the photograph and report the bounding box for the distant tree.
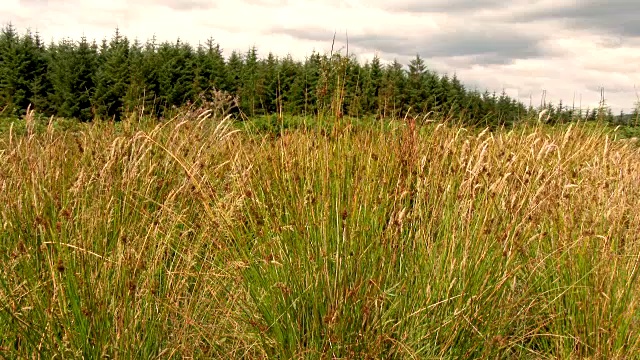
[156,39,196,113]
[464,90,485,125]
[26,31,53,115]
[260,52,278,114]
[361,54,383,116]
[445,73,465,116]
[406,54,428,115]
[431,73,449,115]
[193,37,228,100]
[242,46,261,116]
[380,59,406,119]
[92,28,130,121]
[0,24,32,116]
[226,50,243,95]
[496,89,514,126]
[632,102,640,126]
[0,24,558,126]
[279,55,304,114]
[124,38,146,115]
[342,55,364,117]
[48,36,98,121]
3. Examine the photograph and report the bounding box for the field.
[1,110,640,359]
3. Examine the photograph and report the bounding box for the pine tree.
[93,28,130,121]
[27,31,53,115]
[432,73,449,115]
[407,54,428,115]
[260,52,278,114]
[380,59,406,119]
[242,46,261,116]
[446,73,465,116]
[194,38,228,97]
[369,55,383,116]
[72,37,98,121]
[156,39,196,112]
[140,37,162,116]
[226,50,243,94]
[495,89,513,126]
[301,51,322,116]
[0,24,31,115]
[48,36,97,120]
[342,55,364,117]
[278,54,303,115]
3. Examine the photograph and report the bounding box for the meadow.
[1,108,640,359]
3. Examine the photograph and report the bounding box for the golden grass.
[1,111,639,358]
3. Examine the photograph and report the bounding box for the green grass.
[1,110,640,358]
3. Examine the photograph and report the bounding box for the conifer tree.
[261,52,279,114]
[226,50,243,94]
[342,55,364,117]
[48,36,97,121]
[193,37,228,101]
[27,31,53,115]
[156,39,196,112]
[407,54,429,115]
[93,28,130,121]
[301,51,322,116]
[380,60,406,118]
[445,73,464,115]
[0,24,29,115]
[362,54,383,116]
[242,46,261,116]
[124,38,145,115]
[0,24,550,126]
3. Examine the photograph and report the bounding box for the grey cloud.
[510,0,640,38]
[586,85,633,94]
[242,0,289,6]
[19,0,49,6]
[156,0,217,11]
[272,26,547,65]
[383,0,504,14]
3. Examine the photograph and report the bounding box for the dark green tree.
[380,59,406,118]
[92,29,130,121]
[26,31,53,115]
[242,46,261,116]
[260,52,279,114]
[48,36,98,121]
[194,38,228,98]
[156,39,196,112]
[0,24,33,115]
[361,54,383,116]
[406,54,429,115]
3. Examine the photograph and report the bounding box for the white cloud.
[1,0,638,113]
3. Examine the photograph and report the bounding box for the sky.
[2,0,639,113]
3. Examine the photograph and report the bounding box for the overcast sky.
[2,0,639,113]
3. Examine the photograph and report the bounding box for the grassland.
[1,110,640,359]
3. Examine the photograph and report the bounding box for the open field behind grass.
[1,112,640,359]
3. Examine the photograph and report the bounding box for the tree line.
[0,24,633,126]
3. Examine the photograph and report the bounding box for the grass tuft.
[1,112,640,358]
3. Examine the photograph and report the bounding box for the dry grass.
[1,110,640,358]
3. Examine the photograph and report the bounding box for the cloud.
[153,0,217,11]
[384,0,504,14]
[507,0,640,38]
[272,24,547,65]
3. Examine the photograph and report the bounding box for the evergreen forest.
[1,24,636,126]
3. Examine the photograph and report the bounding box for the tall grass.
[1,108,640,358]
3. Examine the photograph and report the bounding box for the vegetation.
[2,22,640,358]
[3,24,637,128]
[1,104,640,358]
